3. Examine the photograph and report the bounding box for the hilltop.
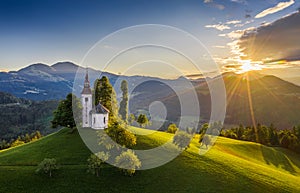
[0,128,300,192]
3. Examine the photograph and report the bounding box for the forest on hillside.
[0,92,59,141]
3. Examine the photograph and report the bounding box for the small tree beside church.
[98,122,137,150]
[51,93,81,131]
[94,76,118,122]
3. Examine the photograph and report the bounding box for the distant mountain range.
[0,62,118,100]
[130,71,300,129]
[1,62,300,129]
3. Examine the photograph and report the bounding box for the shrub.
[115,150,141,176]
[172,131,192,150]
[104,121,137,148]
[136,114,149,128]
[10,139,25,147]
[87,152,110,177]
[201,135,212,149]
[167,123,178,134]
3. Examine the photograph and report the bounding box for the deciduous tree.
[128,113,136,125]
[51,93,81,131]
[137,114,149,128]
[167,123,178,134]
[36,158,58,178]
[94,76,118,122]
[115,150,141,176]
[87,152,110,177]
[173,131,192,149]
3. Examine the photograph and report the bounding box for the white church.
[81,71,109,129]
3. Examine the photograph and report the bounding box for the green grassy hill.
[0,128,300,193]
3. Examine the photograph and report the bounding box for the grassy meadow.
[0,128,300,193]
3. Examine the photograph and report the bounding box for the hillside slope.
[0,128,300,193]
[0,92,59,141]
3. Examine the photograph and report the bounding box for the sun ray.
[245,73,259,142]
[226,76,242,106]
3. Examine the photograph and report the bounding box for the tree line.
[0,131,42,150]
[203,123,300,154]
[0,92,58,141]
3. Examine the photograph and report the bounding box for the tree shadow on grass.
[261,146,298,175]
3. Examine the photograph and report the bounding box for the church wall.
[91,113,109,129]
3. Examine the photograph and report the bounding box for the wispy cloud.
[203,0,225,10]
[231,0,248,5]
[212,4,225,10]
[236,20,254,27]
[205,24,230,31]
[219,25,256,40]
[255,0,295,18]
[219,30,245,39]
[226,20,242,25]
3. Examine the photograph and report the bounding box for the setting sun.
[239,60,262,73]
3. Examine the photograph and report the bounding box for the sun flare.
[239,60,262,73]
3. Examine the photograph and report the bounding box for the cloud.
[205,24,230,31]
[237,12,300,62]
[226,20,242,25]
[213,4,225,10]
[203,0,225,10]
[219,30,245,39]
[219,26,256,39]
[231,0,248,5]
[255,0,295,18]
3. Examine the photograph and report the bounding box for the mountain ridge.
[1,62,300,128]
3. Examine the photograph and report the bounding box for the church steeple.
[81,68,109,129]
[81,69,92,94]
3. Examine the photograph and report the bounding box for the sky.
[0,0,299,78]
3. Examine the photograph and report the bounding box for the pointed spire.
[84,68,90,87]
[81,68,92,94]
[85,68,89,82]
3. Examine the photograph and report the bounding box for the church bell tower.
[81,69,93,127]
